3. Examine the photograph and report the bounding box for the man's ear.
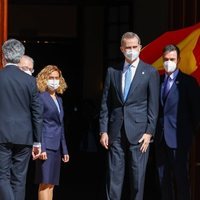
[2,55,6,67]
[120,46,124,53]
[139,44,142,51]
[177,56,181,64]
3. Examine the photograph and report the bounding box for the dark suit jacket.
[39,92,68,155]
[0,65,42,145]
[99,59,160,144]
[156,70,200,149]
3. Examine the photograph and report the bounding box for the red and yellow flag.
[140,22,200,84]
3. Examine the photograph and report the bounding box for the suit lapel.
[168,72,181,97]
[114,64,124,102]
[57,97,64,122]
[164,71,181,108]
[113,61,147,102]
[160,75,165,106]
[45,92,62,123]
[126,61,145,99]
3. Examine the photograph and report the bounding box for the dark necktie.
[124,65,132,101]
[162,76,170,102]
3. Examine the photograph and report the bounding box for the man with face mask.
[155,44,200,200]
[99,32,160,200]
[19,55,34,75]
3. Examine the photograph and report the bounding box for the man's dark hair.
[163,44,180,57]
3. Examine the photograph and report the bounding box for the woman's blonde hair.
[36,65,67,94]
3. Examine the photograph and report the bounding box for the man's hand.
[138,133,152,153]
[100,132,109,149]
[32,144,41,160]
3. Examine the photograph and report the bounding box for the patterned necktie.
[162,76,170,102]
[124,65,132,101]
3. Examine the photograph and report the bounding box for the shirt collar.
[5,63,18,67]
[165,69,179,80]
[123,58,139,71]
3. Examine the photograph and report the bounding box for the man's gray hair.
[22,55,34,65]
[121,32,141,46]
[2,39,25,64]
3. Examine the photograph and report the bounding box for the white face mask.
[123,49,139,61]
[24,70,32,76]
[163,60,177,73]
[47,79,60,90]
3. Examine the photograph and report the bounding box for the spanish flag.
[140,22,200,84]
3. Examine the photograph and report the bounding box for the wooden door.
[0,0,8,68]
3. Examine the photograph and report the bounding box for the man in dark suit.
[99,32,160,200]
[155,44,200,200]
[0,39,42,200]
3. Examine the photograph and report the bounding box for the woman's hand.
[39,152,48,160]
[62,154,70,163]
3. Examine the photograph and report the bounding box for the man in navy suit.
[99,32,160,200]
[0,39,42,200]
[155,44,200,200]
